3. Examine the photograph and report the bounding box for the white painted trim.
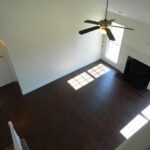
[8,121,23,150]
[0,79,14,87]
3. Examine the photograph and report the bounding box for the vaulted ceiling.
[101,0,150,24]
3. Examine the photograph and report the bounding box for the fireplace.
[123,56,150,89]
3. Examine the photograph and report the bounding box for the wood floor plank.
[0,60,150,150]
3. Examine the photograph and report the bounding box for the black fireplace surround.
[123,56,150,89]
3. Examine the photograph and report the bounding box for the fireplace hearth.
[123,56,150,89]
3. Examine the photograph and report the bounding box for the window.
[105,22,124,63]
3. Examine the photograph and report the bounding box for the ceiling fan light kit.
[100,25,112,34]
[79,0,134,41]
[100,27,107,34]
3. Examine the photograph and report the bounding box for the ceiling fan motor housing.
[99,20,111,27]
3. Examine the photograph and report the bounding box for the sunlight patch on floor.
[87,64,110,78]
[120,105,150,139]
[142,105,150,119]
[67,63,110,90]
[67,72,94,90]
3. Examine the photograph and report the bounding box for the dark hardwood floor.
[0,60,150,150]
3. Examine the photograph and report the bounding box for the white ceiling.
[101,0,150,24]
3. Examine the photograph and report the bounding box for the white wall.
[116,122,150,150]
[0,41,16,86]
[0,0,105,94]
[101,12,150,90]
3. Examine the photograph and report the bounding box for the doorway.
[101,22,124,67]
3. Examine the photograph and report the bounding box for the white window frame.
[105,22,124,64]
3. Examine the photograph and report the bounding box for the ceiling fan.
[79,0,134,41]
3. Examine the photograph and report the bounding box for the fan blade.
[79,26,100,34]
[84,20,99,25]
[108,19,116,22]
[112,25,134,30]
[105,28,115,41]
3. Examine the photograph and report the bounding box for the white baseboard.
[0,79,15,87]
[21,58,101,95]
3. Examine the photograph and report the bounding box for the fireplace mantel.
[123,46,150,90]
